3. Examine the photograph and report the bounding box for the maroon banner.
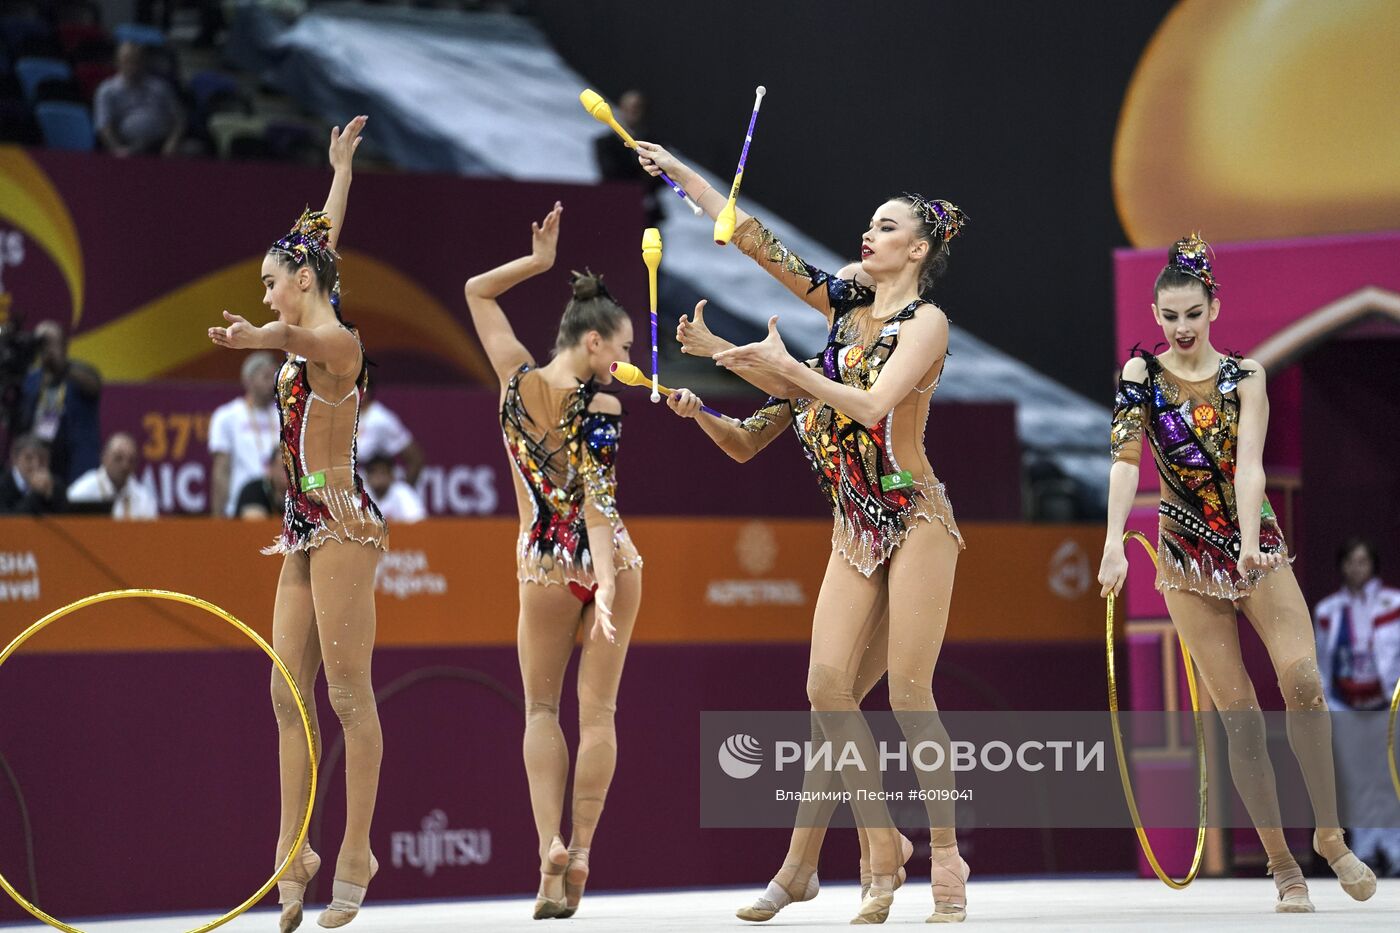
[96,383,1019,518]
[0,643,1123,922]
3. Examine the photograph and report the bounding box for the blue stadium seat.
[35,101,94,151]
[113,23,166,47]
[15,57,72,102]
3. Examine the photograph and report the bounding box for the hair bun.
[898,194,967,243]
[1167,232,1218,293]
[569,270,606,301]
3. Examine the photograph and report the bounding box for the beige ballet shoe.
[860,834,914,902]
[1268,857,1314,913]
[557,846,590,919]
[316,853,378,928]
[1315,831,1377,902]
[927,844,969,923]
[277,844,321,933]
[736,869,819,922]
[851,874,895,925]
[533,836,569,920]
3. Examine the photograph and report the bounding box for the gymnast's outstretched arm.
[667,388,792,464]
[635,141,853,324]
[465,202,562,383]
[322,115,367,253]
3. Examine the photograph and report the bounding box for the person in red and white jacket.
[1314,538,1400,875]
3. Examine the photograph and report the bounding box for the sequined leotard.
[501,364,643,591]
[1111,351,1285,600]
[264,344,387,555]
[732,218,963,577]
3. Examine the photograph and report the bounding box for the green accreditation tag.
[300,471,327,493]
[1260,499,1276,520]
[880,470,914,492]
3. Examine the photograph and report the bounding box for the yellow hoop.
[0,589,317,933]
[1390,677,1400,804]
[1106,531,1208,889]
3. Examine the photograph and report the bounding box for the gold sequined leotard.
[500,364,643,588]
[264,341,387,555]
[732,217,963,577]
[1111,351,1285,600]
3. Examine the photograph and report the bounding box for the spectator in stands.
[67,430,157,519]
[358,384,424,484]
[19,320,101,484]
[0,433,67,514]
[208,351,279,516]
[363,454,425,524]
[1315,538,1400,876]
[93,41,185,157]
[592,89,666,228]
[235,446,287,519]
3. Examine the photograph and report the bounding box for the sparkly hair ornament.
[1168,232,1219,295]
[269,207,340,271]
[902,194,968,245]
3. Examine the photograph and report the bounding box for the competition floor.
[7,878,1397,932]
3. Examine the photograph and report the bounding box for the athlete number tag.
[880,470,914,492]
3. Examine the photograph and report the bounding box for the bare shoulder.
[588,391,623,415]
[1238,357,1266,380]
[911,301,949,330]
[1122,356,1149,383]
[1235,358,1267,400]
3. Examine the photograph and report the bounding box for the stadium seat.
[35,101,95,151]
[113,23,166,47]
[15,57,72,102]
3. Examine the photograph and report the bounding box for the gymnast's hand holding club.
[635,140,753,233]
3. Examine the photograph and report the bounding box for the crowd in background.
[0,323,425,523]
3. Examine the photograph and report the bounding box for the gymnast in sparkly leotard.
[637,137,971,926]
[1100,234,1377,913]
[465,202,642,921]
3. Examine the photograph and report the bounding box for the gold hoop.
[1106,531,1208,889]
[1389,677,1400,804]
[0,589,317,933]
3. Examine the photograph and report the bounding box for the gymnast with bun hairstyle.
[638,139,970,925]
[1100,234,1377,913]
[465,201,643,921]
[208,116,388,932]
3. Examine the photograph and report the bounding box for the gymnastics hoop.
[1390,676,1400,805]
[0,589,317,933]
[1106,531,1208,889]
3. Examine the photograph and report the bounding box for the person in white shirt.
[67,432,157,519]
[364,455,425,524]
[357,385,424,484]
[1315,538,1400,876]
[208,351,279,516]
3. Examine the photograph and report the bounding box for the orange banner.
[0,518,1103,652]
